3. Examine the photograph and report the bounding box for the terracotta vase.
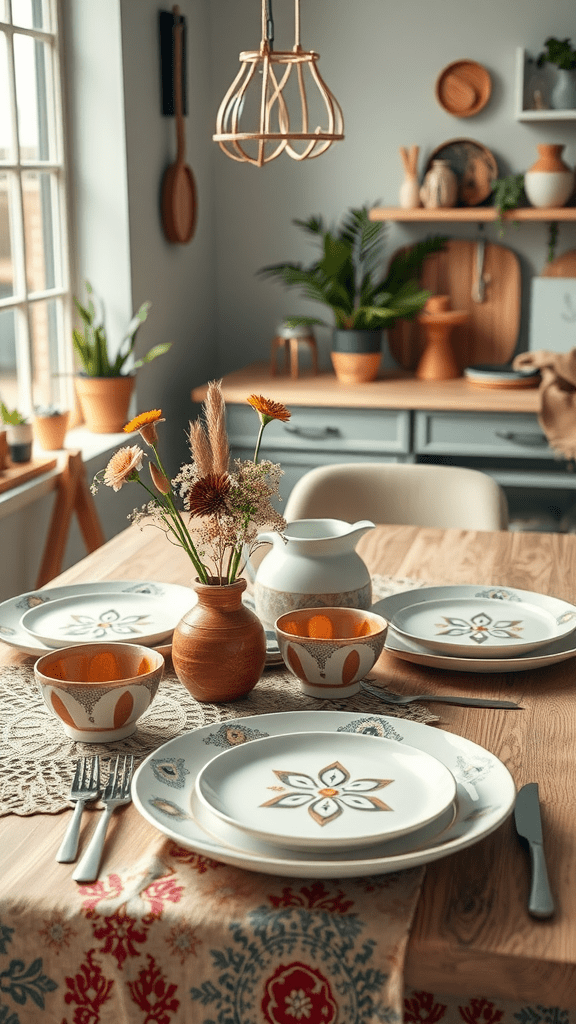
[74,375,135,433]
[171,577,266,702]
[524,144,574,209]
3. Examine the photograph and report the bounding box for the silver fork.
[360,681,521,709]
[72,755,134,883]
[56,756,101,863]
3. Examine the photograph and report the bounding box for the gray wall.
[1,0,575,600]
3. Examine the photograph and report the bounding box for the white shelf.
[515,47,576,121]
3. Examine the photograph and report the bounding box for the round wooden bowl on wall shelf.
[416,295,469,381]
[424,138,498,207]
[434,60,492,118]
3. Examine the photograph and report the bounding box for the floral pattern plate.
[131,709,516,878]
[20,591,183,648]
[0,581,197,657]
[373,584,576,673]
[194,730,457,851]
[391,595,576,658]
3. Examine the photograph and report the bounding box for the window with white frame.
[0,0,72,418]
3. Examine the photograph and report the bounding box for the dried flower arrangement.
[92,382,289,585]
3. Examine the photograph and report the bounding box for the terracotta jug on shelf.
[524,144,574,209]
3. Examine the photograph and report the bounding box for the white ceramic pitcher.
[250,518,375,627]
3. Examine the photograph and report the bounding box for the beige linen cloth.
[514,348,576,458]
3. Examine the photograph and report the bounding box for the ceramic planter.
[33,411,70,450]
[74,375,135,433]
[330,329,382,384]
[6,422,33,463]
[551,68,576,110]
[524,144,574,209]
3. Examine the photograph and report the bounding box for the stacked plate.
[132,709,516,878]
[372,584,576,673]
[464,364,540,389]
[0,580,282,665]
[0,581,197,657]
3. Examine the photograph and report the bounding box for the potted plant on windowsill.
[258,204,446,383]
[1,402,33,463]
[72,281,171,433]
[33,404,70,450]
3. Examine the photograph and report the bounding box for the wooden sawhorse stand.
[36,450,106,588]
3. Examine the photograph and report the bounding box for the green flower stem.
[136,478,209,583]
[253,420,266,464]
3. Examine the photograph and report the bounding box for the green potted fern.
[258,204,446,382]
[73,281,171,433]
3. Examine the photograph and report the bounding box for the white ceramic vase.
[524,144,574,209]
[420,160,458,209]
[399,174,421,209]
[551,68,576,110]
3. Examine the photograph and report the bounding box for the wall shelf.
[369,207,576,222]
[515,46,576,121]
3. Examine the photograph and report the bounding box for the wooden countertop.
[192,362,541,414]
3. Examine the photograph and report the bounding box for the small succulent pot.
[7,422,33,463]
[33,410,70,450]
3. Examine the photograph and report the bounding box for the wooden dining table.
[2,521,576,1020]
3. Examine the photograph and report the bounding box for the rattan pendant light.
[213,0,344,166]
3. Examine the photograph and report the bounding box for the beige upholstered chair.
[283,462,509,531]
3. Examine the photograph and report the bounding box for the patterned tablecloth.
[1,575,573,1023]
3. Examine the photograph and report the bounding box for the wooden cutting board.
[541,249,576,277]
[387,239,521,371]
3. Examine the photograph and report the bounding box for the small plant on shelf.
[537,37,576,71]
[491,174,526,233]
[73,281,170,378]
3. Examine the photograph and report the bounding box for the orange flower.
[124,410,165,446]
[103,446,144,491]
[246,394,291,425]
[185,473,231,517]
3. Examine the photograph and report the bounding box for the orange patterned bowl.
[34,642,164,742]
[274,607,388,699]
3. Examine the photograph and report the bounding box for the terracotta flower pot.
[331,329,382,384]
[74,375,135,433]
[171,577,267,702]
[33,411,70,450]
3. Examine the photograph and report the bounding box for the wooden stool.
[270,324,318,378]
[36,450,106,587]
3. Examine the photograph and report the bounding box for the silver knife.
[514,783,555,919]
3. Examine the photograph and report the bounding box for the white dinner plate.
[20,591,180,648]
[131,709,516,878]
[372,585,576,673]
[390,595,576,658]
[194,730,456,851]
[0,581,197,657]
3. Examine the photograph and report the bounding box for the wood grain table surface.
[2,522,576,1004]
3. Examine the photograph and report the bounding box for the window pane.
[30,297,63,407]
[23,170,58,292]
[0,173,15,298]
[11,0,49,31]
[14,33,53,162]
[0,33,13,162]
[0,307,18,410]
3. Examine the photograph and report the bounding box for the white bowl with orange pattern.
[34,642,164,742]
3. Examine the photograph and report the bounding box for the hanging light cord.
[263,0,274,49]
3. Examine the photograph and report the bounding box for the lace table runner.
[1,574,436,816]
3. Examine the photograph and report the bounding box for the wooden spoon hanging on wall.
[161,5,197,244]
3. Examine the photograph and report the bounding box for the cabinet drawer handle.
[283,425,341,440]
[495,431,548,447]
